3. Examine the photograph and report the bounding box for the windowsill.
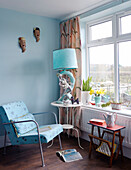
[81,104,131,117]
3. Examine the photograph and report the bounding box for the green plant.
[101,101,111,108]
[82,77,92,91]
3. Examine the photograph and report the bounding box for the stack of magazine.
[56,149,83,162]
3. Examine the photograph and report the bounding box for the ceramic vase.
[81,91,91,104]
[111,103,121,110]
[94,96,101,106]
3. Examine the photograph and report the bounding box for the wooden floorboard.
[0,134,130,170]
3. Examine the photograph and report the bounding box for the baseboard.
[81,131,131,159]
[0,135,11,148]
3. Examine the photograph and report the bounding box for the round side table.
[51,101,83,149]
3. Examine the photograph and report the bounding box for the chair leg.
[3,130,7,155]
[38,138,45,167]
[58,134,62,149]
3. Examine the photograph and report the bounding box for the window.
[90,20,112,40]
[85,12,131,107]
[120,15,131,35]
[119,41,131,103]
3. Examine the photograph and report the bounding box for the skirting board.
[0,135,11,148]
[81,131,131,159]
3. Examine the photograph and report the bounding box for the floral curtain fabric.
[60,16,82,136]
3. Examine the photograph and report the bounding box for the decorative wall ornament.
[33,27,40,42]
[18,37,26,53]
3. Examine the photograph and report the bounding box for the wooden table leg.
[114,131,124,160]
[110,132,116,167]
[89,136,93,158]
[97,127,101,147]
[88,125,94,159]
[91,125,94,135]
[119,130,124,161]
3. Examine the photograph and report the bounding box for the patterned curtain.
[60,16,82,136]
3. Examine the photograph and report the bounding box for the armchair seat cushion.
[11,113,37,137]
[20,124,63,143]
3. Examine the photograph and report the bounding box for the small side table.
[51,101,83,149]
[88,122,125,167]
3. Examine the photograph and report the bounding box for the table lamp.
[53,48,78,104]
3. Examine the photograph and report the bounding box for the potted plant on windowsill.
[90,88,105,106]
[81,77,92,104]
[111,101,122,110]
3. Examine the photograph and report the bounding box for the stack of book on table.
[89,118,106,126]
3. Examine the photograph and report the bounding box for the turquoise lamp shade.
[53,48,78,104]
[53,48,78,70]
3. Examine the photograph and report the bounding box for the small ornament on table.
[71,96,79,104]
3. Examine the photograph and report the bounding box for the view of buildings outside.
[89,44,114,102]
[90,64,114,101]
[119,41,131,105]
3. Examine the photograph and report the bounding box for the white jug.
[103,112,117,128]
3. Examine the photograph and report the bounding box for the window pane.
[120,14,131,34]
[89,44,114,101]
[119,41,131,105]
[90,21,112,40]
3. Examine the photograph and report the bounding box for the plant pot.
[111,103,122,110]
[81,91,91,104]
[94,96,101,106]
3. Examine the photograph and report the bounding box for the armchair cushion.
[11,113,37,137]
[20,124,63,143]
[2,101,29,121]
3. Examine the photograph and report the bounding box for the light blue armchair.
[0,101,63,167]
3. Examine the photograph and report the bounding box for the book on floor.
[56,149,83,162]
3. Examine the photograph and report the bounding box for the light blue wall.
[0,8,60,137]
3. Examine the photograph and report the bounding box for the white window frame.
[117,11,131,37]
[86,10,131,103]
[87,15,113,45]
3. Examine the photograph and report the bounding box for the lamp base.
[56,70,75,104]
